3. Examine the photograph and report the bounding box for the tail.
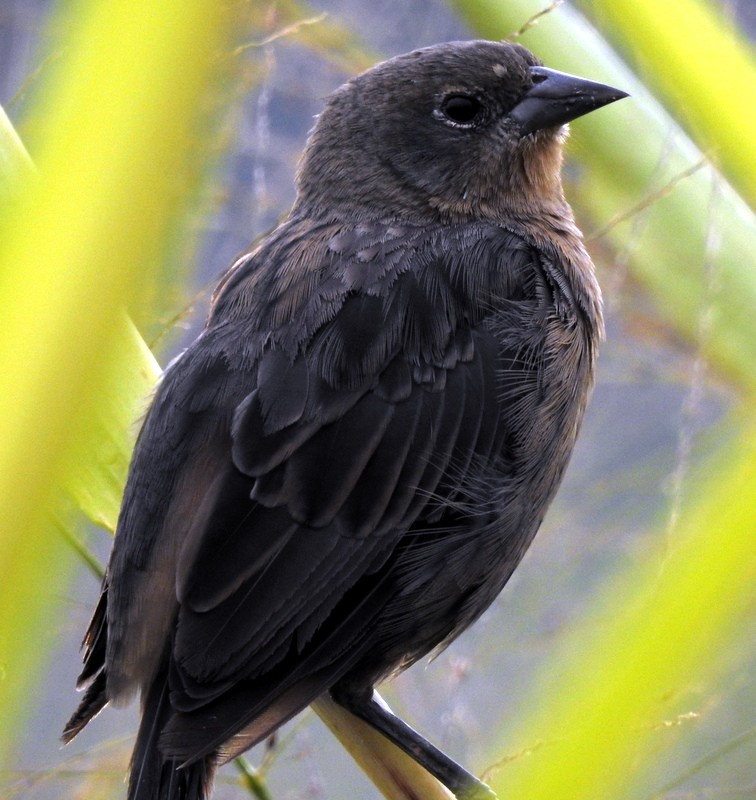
[62,586,109,744]
[128,670,216,800]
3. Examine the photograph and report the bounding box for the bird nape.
[63,39,626,800]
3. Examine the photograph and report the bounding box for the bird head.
[294,40,627,223]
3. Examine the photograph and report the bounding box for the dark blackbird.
[63,40,626,800]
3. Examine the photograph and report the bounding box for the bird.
[63,39,627,800]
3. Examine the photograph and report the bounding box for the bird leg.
[331,687,497,800]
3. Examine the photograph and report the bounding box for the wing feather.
[88,217,559,765]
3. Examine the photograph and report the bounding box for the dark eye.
[440,94,484,126]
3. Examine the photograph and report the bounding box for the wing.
[71,218,552,761]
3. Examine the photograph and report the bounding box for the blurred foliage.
[0,0,229,774]
[240,0,378,72]
[0,104,34,197]
[486,423,756,800]
[573,0,756,206]
[0,1,754,799]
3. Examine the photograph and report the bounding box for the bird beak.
[510,66,628,135]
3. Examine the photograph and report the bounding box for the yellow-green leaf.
[0,0,229,769]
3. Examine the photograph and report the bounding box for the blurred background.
[1,1,754,799]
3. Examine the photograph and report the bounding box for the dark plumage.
[63,39,626,800]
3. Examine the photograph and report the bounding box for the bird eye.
[440,94,484,126]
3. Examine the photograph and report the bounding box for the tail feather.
[61,670,108,744]
[128,670,216,800]
[62,584,110,745]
